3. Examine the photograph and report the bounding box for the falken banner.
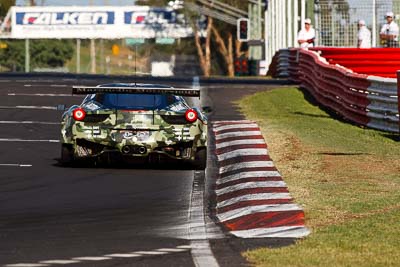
[9,6,193,39]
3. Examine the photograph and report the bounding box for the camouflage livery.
[60,84,207,168]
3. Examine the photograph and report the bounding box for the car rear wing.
[72,86,200,97]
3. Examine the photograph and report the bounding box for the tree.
[191,0,247,77]
[0,40,74,71]
[0,0,15,17]
[194,16,213,76]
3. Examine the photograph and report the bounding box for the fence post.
[397,71,400,133]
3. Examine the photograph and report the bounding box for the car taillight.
[185,109,198,123]
[73,108,86,121]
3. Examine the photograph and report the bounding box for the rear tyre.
[61,144,74,165]
[193,147,207,170]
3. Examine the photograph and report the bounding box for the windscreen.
[94,93,181,110]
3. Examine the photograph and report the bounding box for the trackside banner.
[10,6,193,39]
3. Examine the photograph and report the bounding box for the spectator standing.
[297,18,316,48]
[380,11,399,47]
[357,20,371,48]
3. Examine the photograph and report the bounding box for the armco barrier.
[267,49,290,78]
[271,48,399,133]
[310,48,400,78]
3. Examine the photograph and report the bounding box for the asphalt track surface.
[0,75,294,267]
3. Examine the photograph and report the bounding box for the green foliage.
[31,39,74,68]
[0,40,24,71]
[239,87,400,267]
[0,39,74,71]
[0,0,15,17]
[135,0,170,6]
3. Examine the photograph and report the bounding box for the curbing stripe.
[224,210,305,230]
[212,121,309,239]
[215,127,261,134]
[216,193,292,209]
[217,204,303,223]
[215,139,265,149]
[213,120,253,126]
[213,123,258,131]
[215,135,265,144]
[216,171,282,185]
[216,176,284,189]
[215,181,287,196]
[216,148,268,161]
[215,131,262,140]
[231,226,311,238]
[217,187,289,202]
[219,155,271,167]
[219,161,275,174]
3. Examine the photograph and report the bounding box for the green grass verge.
[237,87,400,267]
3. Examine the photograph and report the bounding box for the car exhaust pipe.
[138,146,147,154]
[122,145,131,154]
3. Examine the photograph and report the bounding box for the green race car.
[60,83,207,169]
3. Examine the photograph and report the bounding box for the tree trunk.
[212,26,234,77]
[194,17,213,77]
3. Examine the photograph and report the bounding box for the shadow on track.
[53,156,201,170]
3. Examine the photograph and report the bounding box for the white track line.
[219,161,275,174]
[189,170,219,267]
[39,260,80,264]
[156,248,188,252]
[217,204,303,222]
[0,138,60,143]
[0,121,59,125]
[217,148,268,161]
[215,181,287,196]
[0,164,32,167]
[71,257,111,261]
[217,171,281,185]
[176,245,192,249]
[50,84,68,87]
[215,131,262,140]
[217,193,292,209]
[231,226,311,238]
[216,139,265,149]
[213,124,259,132]
[0,105,57,110]
[104,253,142,258]
[7,93,75,97]
[5,264,49,267]
[131,251,168,255]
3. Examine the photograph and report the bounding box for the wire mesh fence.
[316,1,400,47]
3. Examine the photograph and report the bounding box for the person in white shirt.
[357,20,371,48]
[297,18,316,48]
[380,11,399,47]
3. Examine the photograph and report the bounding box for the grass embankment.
[238,87,400,267]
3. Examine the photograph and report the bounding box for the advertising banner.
[9,6,193,39]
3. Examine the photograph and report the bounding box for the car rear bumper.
[72,138,202,160]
